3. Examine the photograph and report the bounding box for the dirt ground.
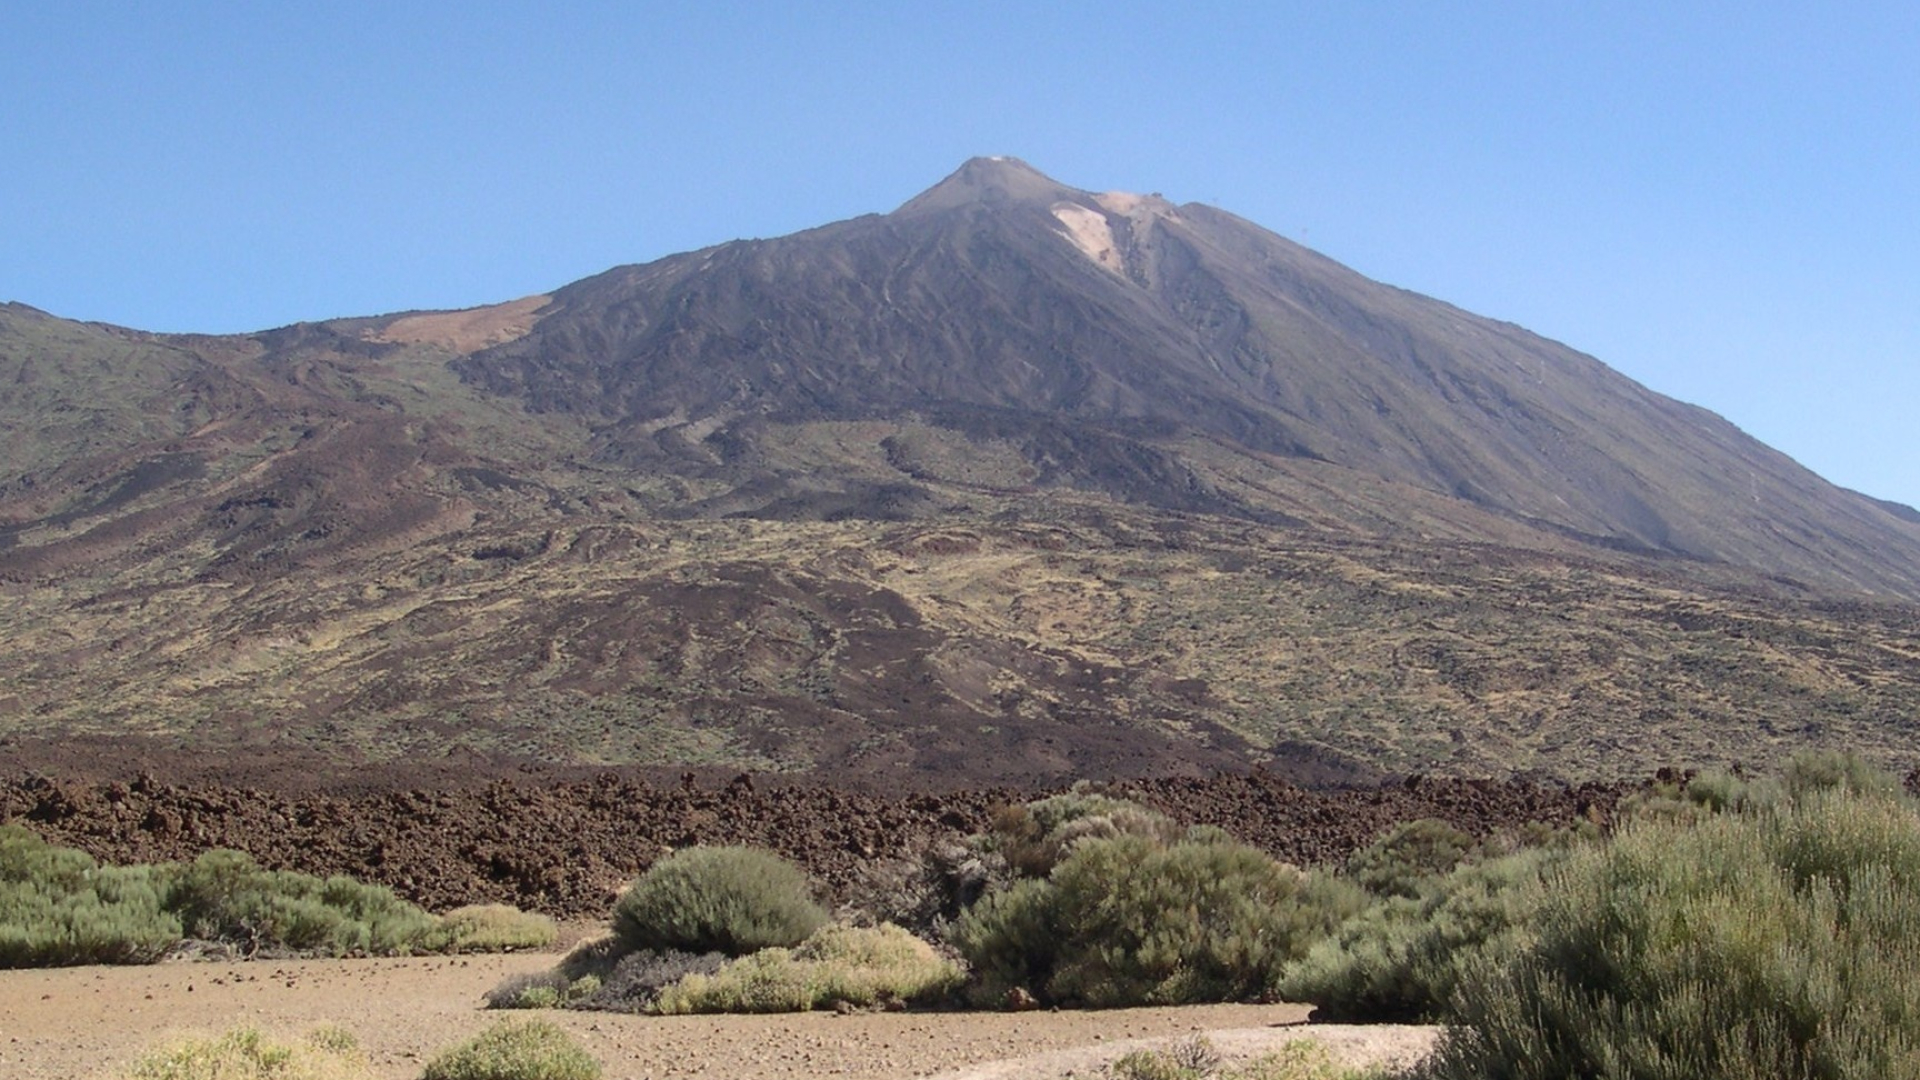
[0,950,1437,1080]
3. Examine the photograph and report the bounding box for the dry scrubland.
[12,754,1920,1079]
[2,781,1457,1079]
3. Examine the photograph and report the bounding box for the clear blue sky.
[5,3,1916,507]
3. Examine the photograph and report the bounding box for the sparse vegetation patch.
[119,1026,373,1080]
[1108,1035,1386,1080]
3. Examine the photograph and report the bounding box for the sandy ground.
[0,951,1437,1080]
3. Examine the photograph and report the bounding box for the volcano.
[4,157,1918,782]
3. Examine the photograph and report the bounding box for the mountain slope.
[451,157,1920,596]
[4,159,1920,782]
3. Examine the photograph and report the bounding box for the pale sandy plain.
[0,948,1438,1080]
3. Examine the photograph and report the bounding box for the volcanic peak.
[894,155,1088,215]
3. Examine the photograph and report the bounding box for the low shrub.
[159,849,440,956]
[652,923,963,1014]
[428,904,559,953]
[953,832,1364,1007]
[575,947,727,1012]
[1108,1035,1384,1080]
[2,826,552,967]
[485,934,723,1014]
[120,1026,372,1080]
[1278,845,1564,1022]
[1111,1035,1221,1080]
[1623,751,1905,825]
[1342,819,1477,899]
[992,790,1182,878]
[0,825,181,966]
[421,1018,601,1080]
[303,1026,360,1055]
[1781,748,1906,801]
[1423,788,1920,1080]
[611,846,826,957]
[485,970,602,1010]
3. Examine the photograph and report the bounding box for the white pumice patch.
[1049,202,1125,275]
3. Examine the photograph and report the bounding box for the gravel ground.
[0,953,1437,1080]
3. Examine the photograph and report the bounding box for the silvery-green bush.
[953,831,1363,1007]
[1425,779,1920,1080]
[611,845,826,957]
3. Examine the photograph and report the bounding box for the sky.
[4,3,1916,507]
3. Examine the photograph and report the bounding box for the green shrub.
[1110,1050,1191,1080]
[0,825,181,966]
[159,849,439,956]
[1626,752,1904,825]
[428,904,559,953]
[611,846,826,957]
[1781,748,1905,801]
[1024,789,1163,837]
[1,824,96,889]
[1343,819,1477,899]
[991,791,1182,878]
[1424,789,1920,1080]
[120,1026,373,1080]
[1279,845,1564,1022]
[652,922,962,1014]
[421,1018,600,1080]
[953,832,1364,1007]
[1,827,553,967]
[1681,767,1759,814]
[1111,1035,1221,1080]
[950,876,1052,1002]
